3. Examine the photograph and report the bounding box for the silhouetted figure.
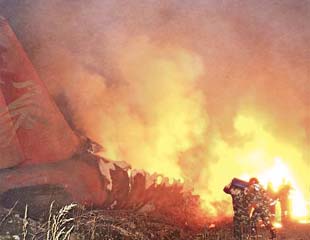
[266,182,278,222]
[278,179,292,222]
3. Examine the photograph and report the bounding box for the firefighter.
[248,177,276,239]
[278,179,292,222]
[224,179,251,240]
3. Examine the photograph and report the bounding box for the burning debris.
[1,0,310,238]
[0,15,206,231]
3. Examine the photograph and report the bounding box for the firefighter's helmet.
[249,177,259,185]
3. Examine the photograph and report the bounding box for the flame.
[256,156,310,222]
[10,0,310,224]
[257,157,308,221]
[200,112,310,220]
[94,38,208,181]
[61,37,310,221]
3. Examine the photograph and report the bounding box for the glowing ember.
[273,222,282,229]
[208,223,216,229]
[299,219,310,224]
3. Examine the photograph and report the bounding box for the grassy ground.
[0,204,309,240]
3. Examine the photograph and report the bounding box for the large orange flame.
[58,38,310,221]
[258,157,309,221]
[204,113,310,220]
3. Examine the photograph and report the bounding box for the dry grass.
[0,201,77,240]
[22,205,28,240]
[1,203,310,239]
[0,201,18,227]
[46,201,76,240]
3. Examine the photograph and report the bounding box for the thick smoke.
[1,0,310,215]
